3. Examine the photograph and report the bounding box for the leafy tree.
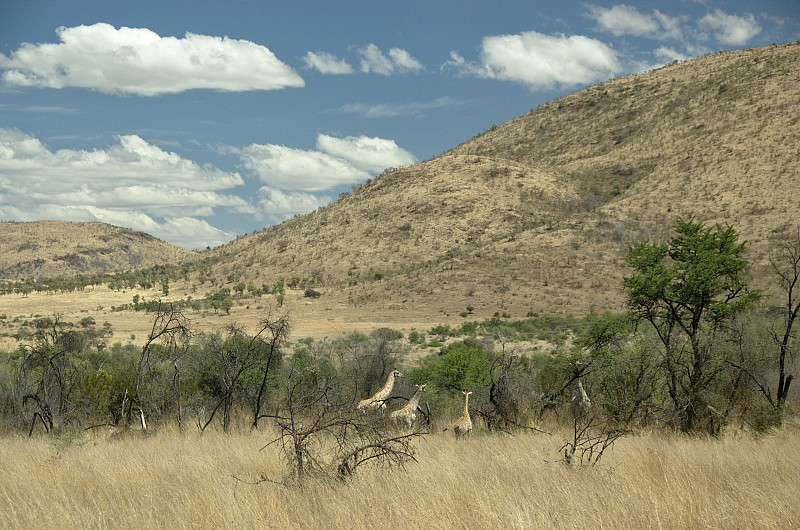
[409,339,493,406]
[624,217,761,432]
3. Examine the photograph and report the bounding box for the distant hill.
[201,42,799,318]
[4,42,798,321]
[0,221,196,280]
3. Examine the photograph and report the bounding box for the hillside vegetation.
[203,42,799,319]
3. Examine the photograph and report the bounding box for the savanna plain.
[2,422,799,529]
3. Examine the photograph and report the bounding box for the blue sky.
[1,1,797,249]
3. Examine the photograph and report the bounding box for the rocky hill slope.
[202,42,798,319]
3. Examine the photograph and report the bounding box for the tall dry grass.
[1,422,798,529]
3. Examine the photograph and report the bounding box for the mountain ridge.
[1,42,797,323]
[202,42,798,317]
[0,221,197,280]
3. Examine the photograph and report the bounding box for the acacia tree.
[624,217,761,432]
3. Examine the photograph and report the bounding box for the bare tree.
[560,410,626,466]
[200,311,289,432]
[770,227,800,410]
[251,311,290,428]
[20,316,81,435]
[723,229,800,428]
[134,303,190,430]
[263,354,424,485]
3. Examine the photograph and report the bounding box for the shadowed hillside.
[0,221,196,280]
[200,42,799,318]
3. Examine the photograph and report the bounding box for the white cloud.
[0,129,243,192]
[0,128,245,248]
[588,4,661,37]
[0,23,304,95]
[238,143,371,192]
[446,31,621,90]
[238,134,417,191]
[587,5,686,41]
[359,44,424,75]
[699,9,761,45]
[257,186,331,219]
[388,48,425,72]
[653,46,691,64]
[315,134,416,173]
[338,97,463,118]
[303,51,354,74]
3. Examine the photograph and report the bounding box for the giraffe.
[453,389,473,437]
[357,370,403,412]
[390,383,427,428]
[570,379,591,417]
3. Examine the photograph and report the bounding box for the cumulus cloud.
[257,187,332,218]
[588,5,763,56]
[588,4,662,37]
[0,128,244,248]
[445,31,621,90]
[303,51,354,74]
[699,9,761,45]
[315,134,416,173]
[337,97,463,118]
[237,134,416,192]
[238,143,371,192]
[0,23,304,95]
[359,44,424,75]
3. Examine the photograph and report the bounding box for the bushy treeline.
[0,306,290,435]
[0,218,797,437]
[0,305,794,437]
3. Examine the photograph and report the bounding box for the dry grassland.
[2,423,798,529]
[0,281,463,352]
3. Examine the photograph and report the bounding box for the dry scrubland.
[1,423,799,529]
[0,282,460,352]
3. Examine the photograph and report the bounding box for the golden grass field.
[2,421,798,529]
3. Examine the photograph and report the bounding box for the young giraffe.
[454,389,473,438]
[570,379,591,417]
[357,370,403,412]
[390,384,427,429]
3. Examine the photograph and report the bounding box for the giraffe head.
[462,389,472,397]
[392,369,403,379]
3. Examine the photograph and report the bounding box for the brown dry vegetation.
[1,423,798,529]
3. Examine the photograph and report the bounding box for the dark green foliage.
[624,217,761,432]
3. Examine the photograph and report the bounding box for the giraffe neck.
[374,372,396,400]
[463,393,470,416]
[578,380,588,402]
[406,388,423,410]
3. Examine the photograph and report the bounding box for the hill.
[201,42,799,319]
[0,42,797,343]
[0,221,196,280]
